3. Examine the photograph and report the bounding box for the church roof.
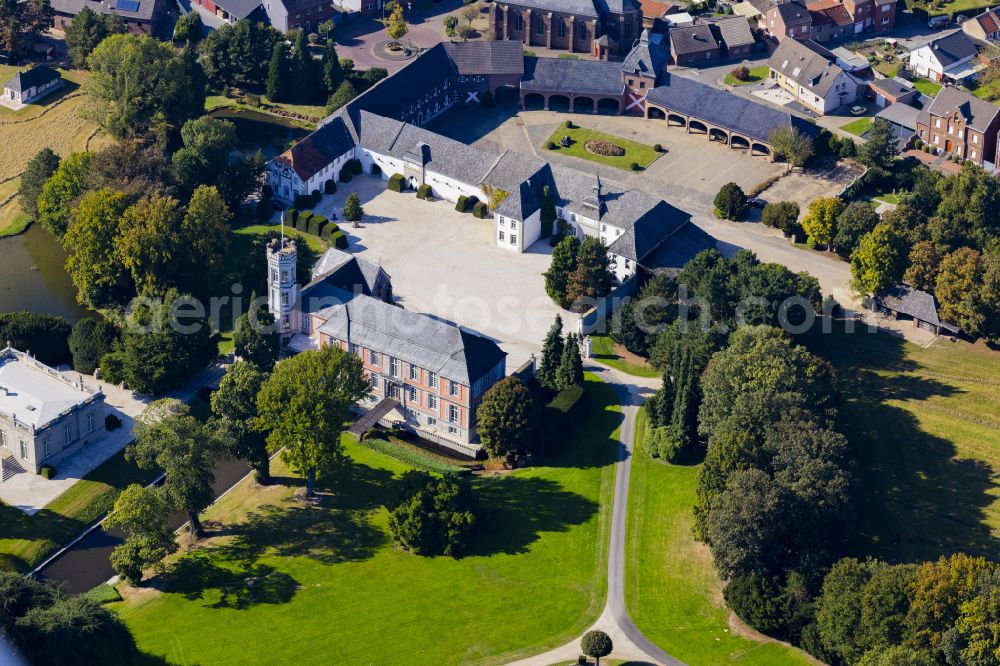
[619,29,669,77]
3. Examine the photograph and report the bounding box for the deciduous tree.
[580,630,613,666]
[769,126,814,173]
[37,152,93,238]
[801,196,845,250]
[18,148,60,222]
[233,300,280,371]
[850,222,907,296]
[833,200,879,258]
[544,234,580,307]
[760,200,801,238]
[386,3,408,40]
[475,376,539,464]
[104,483,177,584]
[326,79,357,112]
[256,345,369,496]
[212,361,271,484]
[63,188,132,310]
[714,181,748,220]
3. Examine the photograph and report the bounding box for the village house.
[489,0,643,58]
[2,66,62,107]
[51,0,170,36]
[915,87,1000,168]
[962,8,1000,43]
[763,0,813,42]
[668,23,720,66]
[908,30,980,82]
[0,348,106,479]
[769,38,861,114]
[268,243,505,456]
[707,16,756,60]
[867,76,919,108]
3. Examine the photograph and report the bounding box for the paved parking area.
[426,105,784,204]
[314,176,570,371]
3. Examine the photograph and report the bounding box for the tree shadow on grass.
[163,555,299,610]
[798,319,1000,563]
[468,476,600,557]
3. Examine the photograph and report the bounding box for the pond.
[0,223,88,322]
[207,108,311,160]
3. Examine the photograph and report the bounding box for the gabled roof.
[809,5,852,26]
[876,284,958,330]
[605,199,691,261]
[2,65,60,93]
[645,73,817,143]
[919,30,978,66]
[972,8,1000,34]
[925,86,1000,133]
[631,221,717,274]
[771,0,811,24]
[274,115,355,182]
[639,0,674,18]
[868,76,914,98]
[596,0,642,15]
[315,289,506,385]
[504,0,600,17]
[51,0,159,20]
[668,23,719,56]
[310,247,389,296]
[620,29,670,76]
[442,41,525,76]
[709,16,756,48]
[521,57,626,96]
[769,38,847,97]
[210,0,261,19]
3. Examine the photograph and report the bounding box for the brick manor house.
[489,0,644,58]
[267,241,505,456]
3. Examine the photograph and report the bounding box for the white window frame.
[427,393,438,409]
[449,380,460,397]
[428,372,438,389]
[409,364,419,381]
[87,412,95,433]
[63,424,72,444]
[390,357,400,378]
[20,440,27,460]
[369,350,380,366]
[448,404,460,424]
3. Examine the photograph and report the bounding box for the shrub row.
[287,208,348,250]
[358,438,468,474]
[294,190,321,209]
[455,195,479,214]
[749,175,781,197]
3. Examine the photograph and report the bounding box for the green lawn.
[114,375,621,665]
[723,65,769,87]
[966,80,1000,105]
[799,323,1000,563]
[840,117,873,137]
[913,78,943,97]
[918,0,992,15]
[625,408,813,665]
[590,334,660,378]
[0,451,159,572]
[544,125,661,171]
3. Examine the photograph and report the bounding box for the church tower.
[266,233,298,344]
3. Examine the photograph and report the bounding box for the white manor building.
[267,41,714,285]
[0,347,106,478]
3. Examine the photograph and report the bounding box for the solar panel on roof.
[116,0,140,11]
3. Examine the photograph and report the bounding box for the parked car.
[928,15,950,28]
[850,105,867,116]
[749,197,768,209]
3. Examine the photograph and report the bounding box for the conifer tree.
[566,236,613,305]
[321,39,343,93]
[291,29,317,102]
[266,41,289,102]
[544,235,580,307]
[556,333,584,390]
[537,315,564,391]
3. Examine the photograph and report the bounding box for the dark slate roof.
[442,41,525,76]
[315,288,506,385]
[620,29,670,76]
[520,57,625,96]
[635,221,717,274]
[211,0,260,19]
[770,38,845,97]
[481,150,548,193]
[310,248,388,295]
[924,30,978,67]
[772,0,811,24]
[875,100,920,131]
[597,0,642,13]
[869,77,913,98]
[388,124,499,184]
[345,43,456,120]
[606,200,692,261]
[645,73,817,143]
[504,0,600,17]
[926,86,1000,133]
[709,16,756,49]
[876,284,958,330]
[274,115,355,181]
[2,65,60,94]
[668,24,719,56]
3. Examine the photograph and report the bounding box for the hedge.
[0,312,72,367]
[324,179,337,195]
[388,173,405,192]
[320,222,340,242]
[39,464,56,480]
[749,175,781,197]
[358,438,468,474]
[294,193,310,208]
[417,183,432,199]
[532,384,590,457]
[308,215,327,237]
[286,208,299,225]
[455,195,468,212]
[296,212,312,232]
[329,230,349,249]
[472,201,488,218]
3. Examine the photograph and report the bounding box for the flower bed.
[585,140,626,157]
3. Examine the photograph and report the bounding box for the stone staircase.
[0,453,25,483]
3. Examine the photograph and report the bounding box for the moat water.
[0,223,88,321]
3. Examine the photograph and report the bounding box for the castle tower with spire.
[266,236,298,343]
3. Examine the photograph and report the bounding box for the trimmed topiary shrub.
[286,208,299,225]
[320,222,339,242]
[294,193,310,208]
[340,166,353,182]
[308,216,326,236]
[324,179,337,195]
[630,161,639,170]
[455,195,468,212]
[39,464,56,479]
[311,190,321,205]
[466,195,479,211]
[564,120,574,129]
[350,158,363,175]
[330,230,349,249]
[914,138,924,149]
[653,143,662,152]
[545,140,556,150]
[296,212,312,232]
[388,173,405,192]
[105,413,122,431]
[472,201,488,218]
[416,183,432,200]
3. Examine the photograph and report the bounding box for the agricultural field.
[114,376,621,665]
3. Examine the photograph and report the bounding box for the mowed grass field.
[625,409,813,666]
[113,375,621,666]
[544,125,662,171]
[800,323,1000,563]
